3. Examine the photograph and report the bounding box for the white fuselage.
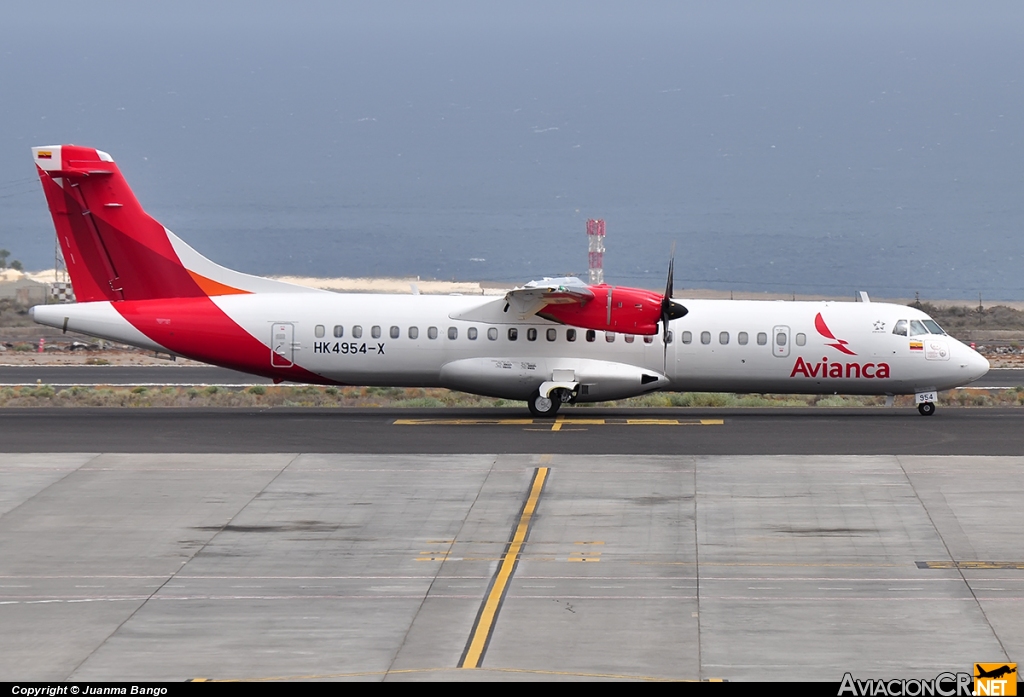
[33,293,990,402]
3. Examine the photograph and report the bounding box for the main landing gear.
[917,402,936,417]
[527,388,572,418]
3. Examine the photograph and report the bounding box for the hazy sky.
[2,2,1023,298]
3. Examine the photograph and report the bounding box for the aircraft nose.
[964,347,990,383]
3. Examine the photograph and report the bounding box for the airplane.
[975,665,1017,680]
[28,144,989,417]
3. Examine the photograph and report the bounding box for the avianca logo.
[790,356,891,379]
[815,313,856,355]
[791,313,890,379]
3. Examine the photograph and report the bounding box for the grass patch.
[0,385,1018,409]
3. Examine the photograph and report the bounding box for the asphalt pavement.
[1,406,1023,454]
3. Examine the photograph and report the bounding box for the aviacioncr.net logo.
[974,664,1017,696]
[838,672,973,696]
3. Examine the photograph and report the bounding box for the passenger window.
[371,325,381,339]
[909,320,928,337]
[567,329,577,342]
[776,332,787,346]
[643,335,653,344]
[795,333,806,346]
[448,327,458,340]
[682,331,692,344]
[428,326,438,340]
[488,327,498,340]
[352,325,363,339]
[333,325,344,338]
[738,332,748,345]
[408,326,419,340]
[390,326,400,339]
[468,327,478,340]
[701,331,711,345]
[757,332,767,345]
[547,328,557,341]
[719,332,729,345]
[527,328,537,341]
[508,328,518,341]
[605,332,615,342]
[893,320,908,336]
[315,325,325,338]
[624,334,635,343]
[586,330,596,342]
[665,331,673,344]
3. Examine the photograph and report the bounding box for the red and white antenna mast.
[587,219,605,285]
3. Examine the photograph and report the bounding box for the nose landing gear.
[917,401,936,416]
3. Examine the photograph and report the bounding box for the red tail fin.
[34,145,323,301]
[34,145,207,302]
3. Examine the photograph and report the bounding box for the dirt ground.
[0,349,206,366]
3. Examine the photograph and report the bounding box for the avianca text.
[791,356,891,379]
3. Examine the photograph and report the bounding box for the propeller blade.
[659,250,686,337]
[661,245,679,373]
[664,253,674,303]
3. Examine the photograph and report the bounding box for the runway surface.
[1,451,1021,682]
[1,365,1022,389]
[2,409,1022,681]
[1,406,1024,454]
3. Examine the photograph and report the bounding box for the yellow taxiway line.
[394,418,724,427]
[459,466,549,669]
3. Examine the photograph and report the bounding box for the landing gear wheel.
[527,389,561,418]
[917,402,936,416]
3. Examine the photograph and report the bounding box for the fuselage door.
[271,322,295,367]
[772,325,790,358]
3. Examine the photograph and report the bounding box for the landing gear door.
[271,323,294,368]
[772,325,790,358]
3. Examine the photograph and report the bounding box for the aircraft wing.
[503,277,595,320]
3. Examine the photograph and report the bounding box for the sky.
[2,2,1023,299]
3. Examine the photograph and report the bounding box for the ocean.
[1,2,1022,300]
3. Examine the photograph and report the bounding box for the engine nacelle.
[439,356,669,401]
[537,285,665,335]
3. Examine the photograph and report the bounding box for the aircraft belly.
[439,357,668,401]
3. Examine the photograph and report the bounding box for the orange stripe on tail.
[187,270,251,297]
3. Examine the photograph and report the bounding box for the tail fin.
[33,145,316,301]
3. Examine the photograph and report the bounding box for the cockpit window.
[922,319,946,335]
[893,320,907,336]
[909,320,929,337]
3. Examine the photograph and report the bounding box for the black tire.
[918,402,936,416]
[527,389,561,418]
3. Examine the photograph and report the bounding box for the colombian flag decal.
[37,151,52,159]
[910,340,924,351]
